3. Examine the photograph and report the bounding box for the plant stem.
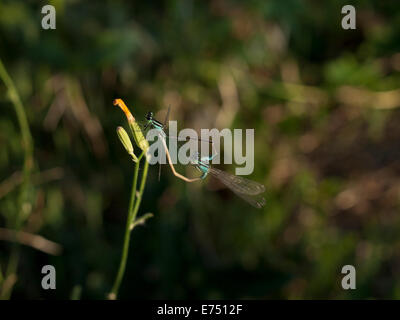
[0,58,34,192]
[0,57,34,299]
[130,156,149,224]
[128,153,144,222]
[109,152,149,299]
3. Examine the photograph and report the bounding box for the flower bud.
[114,99,149,152]
[116,126,138,162]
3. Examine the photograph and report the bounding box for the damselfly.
[141,106,213,180]
[115,99,203,183]
[191,153,266,209]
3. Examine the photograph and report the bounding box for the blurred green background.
[1,0,400,299]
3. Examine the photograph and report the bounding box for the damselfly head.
[145,111,153,121]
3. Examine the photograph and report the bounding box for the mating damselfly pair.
[114,99,266,209]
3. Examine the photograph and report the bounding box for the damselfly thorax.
[190,153,266,208]
[145,111,165,130]
[195,158,211,176]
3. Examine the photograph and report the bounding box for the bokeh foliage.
[1,0,400,299]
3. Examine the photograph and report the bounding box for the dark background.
[1,0,400,299]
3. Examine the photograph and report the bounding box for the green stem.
[0,58,34,189]
[109,152,149,299]
[0,57,34,299]
[130,158,149,223]
[128,153,144,222]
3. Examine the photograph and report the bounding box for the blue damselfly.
[191,153,266,208]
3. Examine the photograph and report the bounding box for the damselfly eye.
[145,112,153,120]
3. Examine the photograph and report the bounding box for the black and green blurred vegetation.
[1,0,400,299]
